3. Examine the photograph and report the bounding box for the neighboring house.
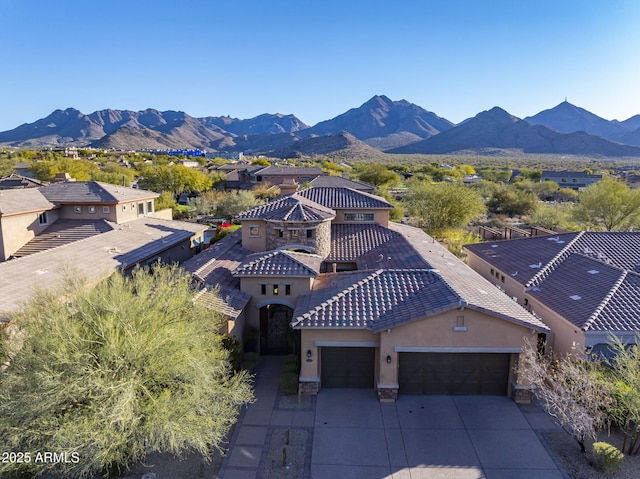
[465,232,640,357]
[625,174,640,189]
[182,186,547,403]
[540,170,603,190]
[254,166,327,186]
[309,174,376,193]
[211,164,266,190]
[0,174,44,190]
[0,181,207,322]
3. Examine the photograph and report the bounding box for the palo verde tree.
[0,264,253,478]
[137,164,213,200]
[404,179,486,233]
[572,177,640,231]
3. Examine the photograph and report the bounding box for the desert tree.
[572,177,640,231]
[517,339,613,453]
[0,264,253,478]
[217,190,262,218]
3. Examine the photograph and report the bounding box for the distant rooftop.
[0,174,44,190]
[309,175,375,191]
[235,250,322,278]
[297,187,393,210]
[40,181,158,204]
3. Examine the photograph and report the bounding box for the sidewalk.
[216,356,316,479]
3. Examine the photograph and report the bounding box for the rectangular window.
[74,206,82,214]
[285,284,291,296]
[344,212,375,222]
[138,203,144,216]
[306,229,313,239]
[490,268,494,275]
[278,229,284,238]
[38,211,48,225]
[147,201,153,212]
[261,284,266,295]
[501,274,505,283]
[103,206,110,214]
[88,206,96,214]
[273,285,278,295]
[290,229,299,239]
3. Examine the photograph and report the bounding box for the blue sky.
[1,0,639,131]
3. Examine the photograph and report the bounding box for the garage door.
[321,347,375,388]
[398,353,511,395]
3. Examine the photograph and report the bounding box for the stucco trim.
[377,383,399,388]
[394,346,522,353]
[298,376,320,383]
[255,299,296,310]
[314,341,380,347]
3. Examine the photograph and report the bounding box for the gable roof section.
[0,188,56,215]
[327,223,402,262]
[309,175,375,191]
[389,222,548,330]
[0,174,44,190]
[298,187,393,210]
[180,230,251,319]
[40,181,158,204]
[292,269,460,330]
[588,272,640,332]
[234,250,322,277]
[235,193,335,222]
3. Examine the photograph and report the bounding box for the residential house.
[465,232,640,357]
[182,186,547,403]
[540,170,603,190]
[254,166,327,186]
[0,181,207,322]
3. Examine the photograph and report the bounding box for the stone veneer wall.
[265,219,331,259]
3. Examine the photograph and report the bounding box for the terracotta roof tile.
[234,250,322,277]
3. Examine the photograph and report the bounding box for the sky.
[1,0,640,132]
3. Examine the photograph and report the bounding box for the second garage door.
[398,352,511,395]
[321,347,375,388]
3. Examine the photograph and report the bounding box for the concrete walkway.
[217,357,569,479]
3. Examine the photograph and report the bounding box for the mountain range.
[2,95,640,158]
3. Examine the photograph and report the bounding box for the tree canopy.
[404,180,486,232]
[572,177,640,231]
[0,265,253,478]
[137,164,213,199]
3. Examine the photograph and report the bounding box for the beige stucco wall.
[240,220,267,252]
[240,276,313,330]
[56,200,155,224]
[527,296,585,357]
[466,253,526,304]
[332,209,390,227]
[0,208,60,261]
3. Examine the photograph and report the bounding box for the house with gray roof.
[541,170,603,190]
[465,231,640,356]
[182,186,547,403]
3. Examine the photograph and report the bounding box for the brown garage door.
[398,352,511,395]
[321,347,375,388]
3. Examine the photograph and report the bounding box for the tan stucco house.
[182,186,547,403]
[465,232,640,357]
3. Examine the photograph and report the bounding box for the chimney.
[342,171,349,179]
[279,177,298,195]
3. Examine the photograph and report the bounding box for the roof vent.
[491,244,498,248]
[570,295,582,300]
[529,262,542,269]
[587,270,599,275]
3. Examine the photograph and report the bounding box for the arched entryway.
[259,303,299,355]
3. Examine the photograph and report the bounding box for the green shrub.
[241,352,259,372]
[591,442,624,474]
[280,372,299,395]
[221,334,242,372]
[282,362,299,374]
[283,354,299,366]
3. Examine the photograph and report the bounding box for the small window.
[249,226,260,237]
[147,201,153,212]
[138,203,144,216]
[490,268,494,275]
[524,298,529,306]
[38,211,48,225]
[273,285,278,295]
[561,178,567,183]
[103,206,110,214]
[501,274,505,283]
[290,230,299,239]
[344,212,375,222]
[131,203,135,210]
[122,205,126,212]
[278,229,284,238]
[256,176,262,182]
[306,229,313,239]
[285,284,291,296]
[261,284,266,295]
[74,206,82,214]
[572,178,578,183]
[88,206,96,214]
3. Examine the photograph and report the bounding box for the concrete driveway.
[312,389,566,479]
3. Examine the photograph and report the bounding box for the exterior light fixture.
[386,355,392,364]
[307,349,312,358]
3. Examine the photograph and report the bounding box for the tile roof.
[12,219,114,258]
[309,175,375,191]
[257,166,325,176]
[292,269,460,330]
[234,250,322,277]
[235,193,335,222]
[0,174,44,190]
[180,230,252,319]
[297,187,393,210]
[327,223,402,263]
[0,217,206,321]
[464,231,640,286]
[40,181,158,204]
[0,189,56,215]
[525,254,640,333]
[389,222,548,331]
